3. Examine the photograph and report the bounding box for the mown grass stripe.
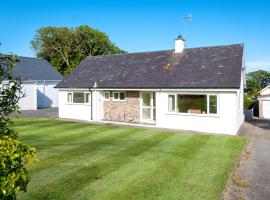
[13,118,70,131]
[14,119,97,136]
[23,124,118,147]
[74,133,193,199]
[84,134,211,200]
[18,123,98,143]
[153,136,246,200]
[29,126,148,172]
[20,129,156,198]
[28,125,120,161]
[25,131,173,200]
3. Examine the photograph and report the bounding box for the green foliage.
[244,93,254,109]
[0,136,36,199]
[31,25,125,76]
[0,54,37,199]
[246,70,270,100]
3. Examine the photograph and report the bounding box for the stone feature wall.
[103,91,140,123]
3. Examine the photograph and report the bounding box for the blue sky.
[0,0,269,72]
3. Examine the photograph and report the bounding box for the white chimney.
[175,35,185,53]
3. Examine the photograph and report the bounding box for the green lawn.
[13,118,246,200]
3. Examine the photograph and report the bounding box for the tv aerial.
[182,14,192,42]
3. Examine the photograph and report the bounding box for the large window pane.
[168,95,175,112]
[143,93,151,107]
[73,92,84,103]
[142,108,151,119]
[177,95,207,114]
[209,95,217,114]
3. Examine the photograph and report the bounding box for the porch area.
[101,91,156,125]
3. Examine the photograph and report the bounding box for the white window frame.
[168,94,176,112]
[67,92,72,103]
[67,91,91,104]
[140,92,156,122]
[208,95,218,115]
[112,91,126,101]
[104,91,110,101]
[85,92,91,104]
[167,93,219,116]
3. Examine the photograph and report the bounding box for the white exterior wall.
[155,91,239,135]
[58,90,92,121]
[237,54,245,129]
[18,82,37,110]
[58,88,243,135]
[18,80,60,110]
[261,96,270,119]
[37,81,60,108]
[236,73,245,130]
[259,86,270,119]
[261,86,270,96]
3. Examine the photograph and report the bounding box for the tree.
[31,25,125,76]
[0,53,37,199]
[245,70,270,100]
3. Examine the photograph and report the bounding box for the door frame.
[140,91,156,123]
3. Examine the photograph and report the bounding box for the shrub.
[0,53,37,199]
[244,93,254,110]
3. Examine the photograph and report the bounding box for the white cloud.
[246,60,270,72]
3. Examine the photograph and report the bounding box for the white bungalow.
[56,36,245,135]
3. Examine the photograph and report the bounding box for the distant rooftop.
[14,57,63,81]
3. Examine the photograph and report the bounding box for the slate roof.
[56,44,244,89]
[14,57,63,81]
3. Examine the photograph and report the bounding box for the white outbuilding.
[3,57,63,110]
[259,85,270,119]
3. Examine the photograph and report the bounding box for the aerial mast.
[182,14,192,45]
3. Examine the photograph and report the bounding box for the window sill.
[165,112,220,118]
[65,103,91,106]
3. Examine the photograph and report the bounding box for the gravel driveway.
[224,117,270,200]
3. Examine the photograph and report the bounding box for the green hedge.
[244,93,254,109]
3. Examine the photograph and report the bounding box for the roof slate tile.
[56,44,243,89]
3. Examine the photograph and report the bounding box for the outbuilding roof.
[56,44,244,89]
[14,57,63,81]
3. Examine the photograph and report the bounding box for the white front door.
[141,92,156,122]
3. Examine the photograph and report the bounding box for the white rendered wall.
[18,82,37,110]
[155,91,239,135]
[261,87,270,96]
[58,90,92,121]
[236,74,245,130]
[37,81,60,108]
[58,88,242,135]
[261,96,270,119]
